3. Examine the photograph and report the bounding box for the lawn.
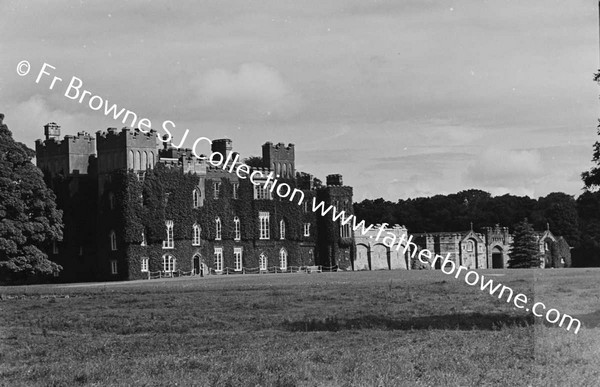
[1,268,599,386]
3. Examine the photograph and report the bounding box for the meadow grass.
[0,269,598,386]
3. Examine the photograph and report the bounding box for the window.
[213,182,221,199]
[280,220,286,240]
[193,223,201,246]
[340,223,351,238]
[141,230,146,246]
[163,220,174,249]
[215,217,222,240]
[141,257,149,272]
[279,248,287,271]
[466,240,474,252]
[214,247,223,272]
[259,212,270,240]
[79,246,83,256]
[108,192,114,210]
[259,253,267,271]
[110,230,117,251]
[193,189,201,208]
[255,184,271,200]
[163,254,175,272]
[234,247,243,272]
[303,201,308,213]
[232,183,239,199]
[52,241,58,255]
[303,223,311,237]
[110,260,118,274]
[544,242,550,252]
[233,217,241,241]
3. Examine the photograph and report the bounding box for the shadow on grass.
[569,310,600,329]
[281,313,534,332]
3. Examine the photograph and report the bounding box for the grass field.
[1,268,599,386]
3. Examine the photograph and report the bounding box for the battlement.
[326,174,343,186]
[35,125,97,176]
[96,127,158,151]
[262,141,295,178]
[212,138,233,159]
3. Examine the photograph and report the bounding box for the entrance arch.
[192,254,208,276]
[492,246,504,269]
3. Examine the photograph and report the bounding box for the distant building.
[412,224,568,269]
[35,124,355,282]
[354,224,411,270]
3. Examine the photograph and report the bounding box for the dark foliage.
[0,114,63,280]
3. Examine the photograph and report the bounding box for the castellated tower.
[316,174,354,270]
[262,142,295,178]
[35,123,96,177]
[211,138,233,159]
[95,127,159,174]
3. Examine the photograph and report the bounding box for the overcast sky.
[1,0,598,201]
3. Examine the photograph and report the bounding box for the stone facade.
[36,123,355,282]
[412,224,564,269]
[354,225,410,270]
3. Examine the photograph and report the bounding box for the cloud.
[3,95,102,148]
[465,148,544,195]
[191,62,302,120]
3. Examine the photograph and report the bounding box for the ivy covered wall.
[102,164,331,280]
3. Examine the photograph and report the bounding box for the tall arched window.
[108,192,115,210]
[163,220,174,249]
[109,230,117,251]
[215,217,222,240]
[282,163,287,177]
[149,152,155,169]
[134,150,141,170]
[193,189,201,208]
[233,217,241,240]
[466,240,474,252]
[128,150,134,170]
[340,223,351,238]
[192,223,201,246]
[279,248,287,271]
[163,254,175,272]
[259,253,268,271]
[280,219,286,240]
[142,151,148,170]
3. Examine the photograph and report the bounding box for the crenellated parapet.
[35,127,96,176]
[262,141,295,178]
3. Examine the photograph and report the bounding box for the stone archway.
[355,243,370,271]
[371,244,390,270]
[492,246,504,269]
[192,253,208,276]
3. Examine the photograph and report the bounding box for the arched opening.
[192,254,207,276]
[279,248,287,271]
[492,246,504,269]
[259,253,268,271]
[355,244,370,271]
[371,244,390,270]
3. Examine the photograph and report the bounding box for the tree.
[508,218,542,269]
[581,72,600,190]
[243,156,264,168]
[537,192,580,248]
[0,113,63,280]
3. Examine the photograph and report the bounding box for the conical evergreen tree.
[508,218,541,268]
[0,113,63,281]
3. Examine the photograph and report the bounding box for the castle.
[36,123,355,281]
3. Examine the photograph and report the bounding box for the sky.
[1,0,598,201]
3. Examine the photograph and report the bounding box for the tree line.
[354,189,600,267]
